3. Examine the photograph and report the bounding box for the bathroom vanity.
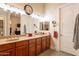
[0,34,50,56]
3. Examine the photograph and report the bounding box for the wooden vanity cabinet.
[28,39,36,56]
[16,46,28,56]
[0,43,15,56]
[15,41,28,56]
[0,35,51,56]
[36,38,42,55]
[41,37,47,52]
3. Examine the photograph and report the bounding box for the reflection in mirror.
[0,20,3,36]
[10,12,21,35]
[0,7,22,37]
[0,16,5,36]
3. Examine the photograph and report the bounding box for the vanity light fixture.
[4,4,10,11]
[0,3,44,19]
[30,13,44,20]
[0,3,9,11]
[0,3,26,15]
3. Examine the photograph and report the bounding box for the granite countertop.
[0,34,49,45]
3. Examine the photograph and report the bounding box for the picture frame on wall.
[39,21,49,31]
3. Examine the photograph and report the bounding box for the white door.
[60,4,79,55]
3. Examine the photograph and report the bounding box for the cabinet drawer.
[29,39,35,44]
[36,45,41,55]
[29,46,35,56]
[16,45,28,56]
[16,41,28,47]
[0,43,15,51]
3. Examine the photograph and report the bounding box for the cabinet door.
[36,45,41,55]
[29,39,35,56]
[29,45,35,56]
[0,49,15,56]
[36,38,41,55]
[16,46,28,56]
[42,37,47,52]
[47,38,50,49]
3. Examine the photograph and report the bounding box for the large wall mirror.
[0,7,38,37]
[0,5,44,37]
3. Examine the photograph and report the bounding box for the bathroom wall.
[44,3,79,55]
[31,3,45,16]
[44,4,63,51]
[9,3,45,16]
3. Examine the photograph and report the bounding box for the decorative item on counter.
[24,24,27,35]
[33,24,38,34]
[52,20,58,39]
[15,28,20,35]
[34,30,37,34]
[26,33,33,37]
[33,24,38,28]
[10,27,12,35]
[28,33,32,37]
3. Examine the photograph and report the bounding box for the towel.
[73,13,79,50]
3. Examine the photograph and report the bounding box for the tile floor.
[39,49,75,56]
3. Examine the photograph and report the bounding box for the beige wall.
[8,3,45,16]
[31,3,45,16]
[44,3,65,51]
